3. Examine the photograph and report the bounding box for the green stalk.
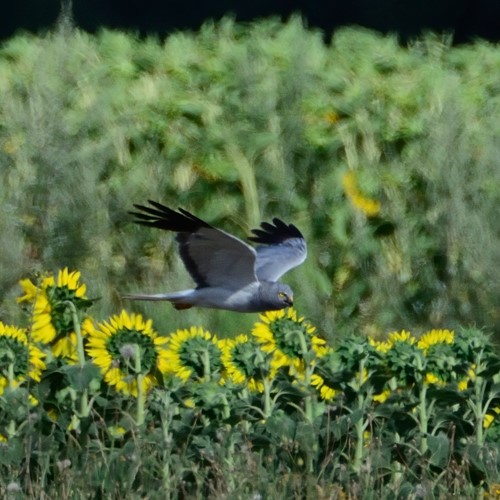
[419,383,429,454]
[474,374,485,446]
[296,327,317,474]
[296,328,314,424]
[262,378,272,419]
[7,361,15,389]
[160,392,172,500]
[134,346,145,426]
[352,357,366,474]
[415,353,428,455]
[468,351,487,447]
[202,348,211,381]
[66,301,91,418]
[391,433,403,484]
[6,361,16,438]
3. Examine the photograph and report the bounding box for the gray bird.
[123,200,307,312]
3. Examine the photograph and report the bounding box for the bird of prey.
[123,200,307,312]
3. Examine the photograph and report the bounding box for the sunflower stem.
[352,357,367,474]
[5,362,17,439]
[160,392,173,499]
[202,348,211,381]
[135,345,145,426]
[416,354,428,455]
[66,300,91,418]
[263,377,272,418]
[471,353,486,447]
[7,362,15,389]
[418,383,429,455]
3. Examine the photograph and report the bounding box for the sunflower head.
[0,321,46,395]
[18,268,92,346]
[310,373,336,402]
[158,326,223,383]
[52,317,95,364]
[221,334,276,392]
[252,308,325,375]
[86,310,162,397]
[417,329,454,354]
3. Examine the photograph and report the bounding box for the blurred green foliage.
[1,18,500,339]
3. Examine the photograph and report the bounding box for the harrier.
[124,201,307,312]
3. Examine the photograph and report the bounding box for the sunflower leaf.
[61,362,101,391]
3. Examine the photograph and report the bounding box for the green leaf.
[427,433,449,468]
[60,362,101,391]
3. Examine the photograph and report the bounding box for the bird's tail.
[122,290,195,310]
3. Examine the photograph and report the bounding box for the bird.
[123,200,307,312]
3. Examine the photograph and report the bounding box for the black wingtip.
[248,218,304,244]
[129,201,211,233]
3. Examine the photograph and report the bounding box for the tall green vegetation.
[1,18,500,340]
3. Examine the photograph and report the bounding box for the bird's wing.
[248,218,307,282]
[130,201,258,289]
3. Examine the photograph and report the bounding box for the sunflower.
[51,317,95,364]
[373,388,391,403]
[484,407,500,429]
[252,308,326,376]
[368,337,392,354]
[0,321,45,395]
[424,372,446,386]
[387,330,416,345]
[310,373,336,402]
[417,329,454,354]
[18,268,91,356]
[158,326,223,383]
[221,334,275,393]
[86,310,165,396]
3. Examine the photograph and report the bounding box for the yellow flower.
[183,398,196,409]
[484,407,500,429]
[252,308,325,376]
[108,425,127,438]
[424,373,445,386]
[484,414,495,429]
[370,330,416,355]
[417,329,454,353]
[86,310,164,397]
[324,111,340,124]
[158,326,223,383]
[221,334,273,393]
[487,483,500,497]
[369,337,392,353]
[0,321,46,395]
[342,170,381,217]
[51,317,94,364]
[373,389,391,403]
[310,373,336,401]
[18,268,89,348]
[388,330,416,345]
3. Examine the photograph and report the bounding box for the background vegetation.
[2,18,500,341]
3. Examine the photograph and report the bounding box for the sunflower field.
[1,268,499,498]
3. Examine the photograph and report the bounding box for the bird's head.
[259,282,294,311]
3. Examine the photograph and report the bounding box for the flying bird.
[123,200,307,312]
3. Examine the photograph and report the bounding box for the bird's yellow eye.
[278,291,288,300]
